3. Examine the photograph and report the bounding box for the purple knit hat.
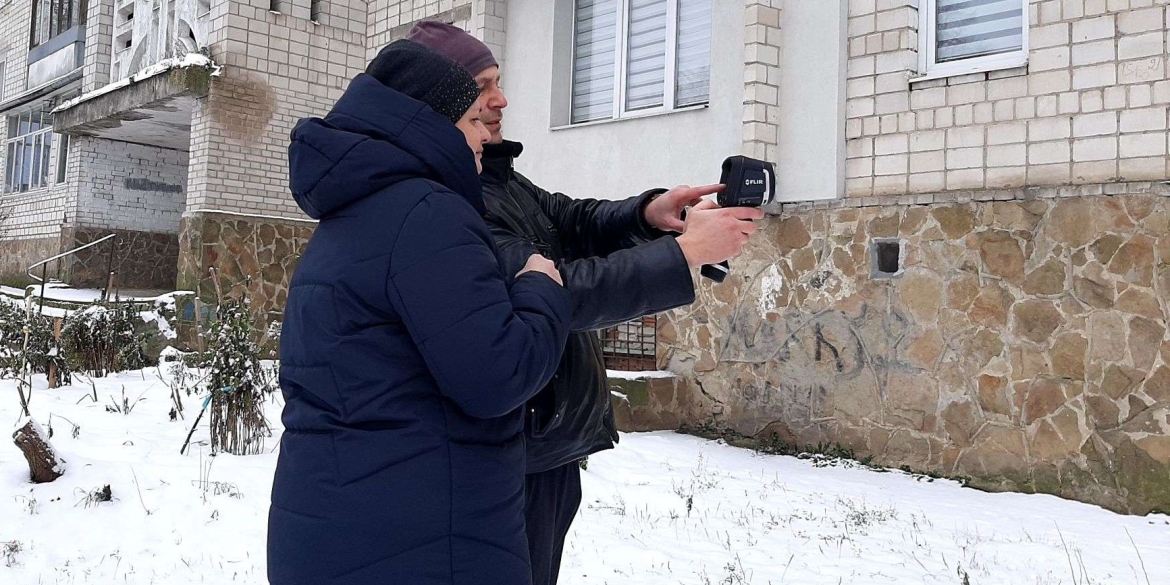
[406,21,499,77]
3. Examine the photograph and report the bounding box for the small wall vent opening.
[871,239,902,279]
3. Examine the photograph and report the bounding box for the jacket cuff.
[640,236,697,309]
[633,188,672,241]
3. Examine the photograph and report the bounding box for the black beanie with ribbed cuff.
[365,39,481,124]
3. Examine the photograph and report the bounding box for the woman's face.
[455,101,491,173]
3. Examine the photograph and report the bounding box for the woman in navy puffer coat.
[267,41,570,585]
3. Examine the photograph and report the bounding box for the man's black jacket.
[480,140,696,474]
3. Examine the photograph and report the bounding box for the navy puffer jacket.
[267,74,570,585]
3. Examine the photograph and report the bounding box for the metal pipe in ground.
[103,236,117,303]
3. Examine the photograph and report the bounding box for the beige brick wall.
[845,0,1170,198]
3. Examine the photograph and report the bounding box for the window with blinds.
[675,0,711,107]
[625,0,667,111]
[919,0,1027,79]
[572,0,619,123]
[936,0,1024,62]
[571,0,711,124]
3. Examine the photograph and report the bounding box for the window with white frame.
[571,0,711,124]
[4,110,55,193]
[918,0,1028,79]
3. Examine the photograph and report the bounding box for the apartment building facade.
[0,0,1166,512]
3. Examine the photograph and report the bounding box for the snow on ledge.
[52,53,221,114]
[606,370,675,380]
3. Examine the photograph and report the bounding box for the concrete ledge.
[780,181,1170,215]
[53,65,214,150]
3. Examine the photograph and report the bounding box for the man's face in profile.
[475,66,507,144]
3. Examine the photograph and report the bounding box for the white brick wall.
[0,187,72,241]
[184,0,367,218]
[2,137,187,243]
[846,0,1170,197]
[83,0,114,93]
[0,0,33,203]
[743,1,783,162]
[0,0,32,101]
[72,138,188,233]
[184,0,505,220]
[367,0,475,60]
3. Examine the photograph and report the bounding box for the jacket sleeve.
[491,224,695,333]
[524,173,670,260]
[386,190,572,419]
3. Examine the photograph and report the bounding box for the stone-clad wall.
[660,184,1170,514]
[177,212,315,326]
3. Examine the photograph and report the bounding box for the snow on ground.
[1,369,1168,584]
[17,283,184,304]
[605,369,676,380]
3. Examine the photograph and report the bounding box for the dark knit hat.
[365,40,481,124]
[407,21,499,78]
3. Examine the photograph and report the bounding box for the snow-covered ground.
[1,368,1168,584]
[3,283,186,305]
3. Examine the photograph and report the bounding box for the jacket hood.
[288,74,484,219]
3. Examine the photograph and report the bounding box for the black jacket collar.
[482,140,524,184]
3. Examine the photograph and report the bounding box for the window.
[600,316,657,371]
[0,59,5,102]
[310,0,322,22]
[571,0,711,124]
[917,0,1027,80]
[4,110,55,193]
[30,0,86,48]
[56,133,70,183]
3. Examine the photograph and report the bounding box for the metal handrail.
[27,233,116,282]
[26,233,117,311]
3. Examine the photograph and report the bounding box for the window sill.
[1,186,54,198]
[910,55,1028,85]
[551,103,708,132]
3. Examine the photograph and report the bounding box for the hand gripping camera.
[699,156,776,283]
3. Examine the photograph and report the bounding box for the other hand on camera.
[518,254,563,286]
[675,199,764,268]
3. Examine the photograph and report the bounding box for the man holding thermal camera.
[407,22,764,585]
